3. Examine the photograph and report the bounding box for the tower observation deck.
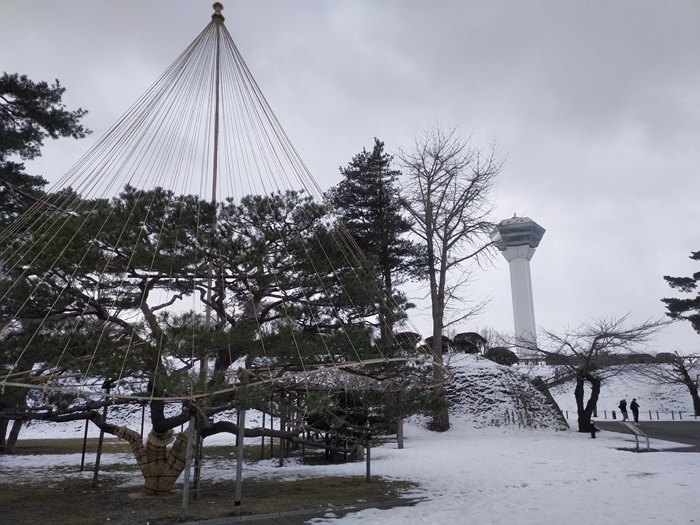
[491,216,545,356]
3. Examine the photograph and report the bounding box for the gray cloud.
[1,0,698,351]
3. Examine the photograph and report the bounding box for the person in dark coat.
[590,421,598,439]
[618,399,628,421]
[630,398,640,423]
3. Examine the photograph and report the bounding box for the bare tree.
[636,353,700,416]
[398,126,502,431]
[523,316,668,432]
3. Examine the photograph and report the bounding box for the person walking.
[630,398,640,423]
[618,399,629,421]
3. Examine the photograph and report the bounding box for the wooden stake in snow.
[234,408,246,515]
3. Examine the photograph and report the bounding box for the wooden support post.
[80,419,89,471]
[180,415,196,520]
[279,394,286,467]
[194,427,204,501]
[91,382,111,488]
[260,411,266,459]
[140,403,145,437]
[397,419,404,449]
[365,430,371,483]
[234,409,246,515]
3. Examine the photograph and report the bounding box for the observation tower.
[490,216,545,354]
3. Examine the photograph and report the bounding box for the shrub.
[484,347,519,366]
[452,332,487,354]
[424,335,453,353]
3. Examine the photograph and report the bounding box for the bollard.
[604,410,607,419]
[656,411,659,420]
[671,411,675,420]
[612,410,616,420]
[679,412,683,420]
[648,410,652,420]
[565,410,568,419]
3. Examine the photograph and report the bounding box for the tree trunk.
[117,426,189,495]
[429,317,450,431]
[379,271,394,347]
[0,418,7,452]
[4,419,23,454]
[688,384,700,417]
[575,373,600,433]
[430,380,450,432]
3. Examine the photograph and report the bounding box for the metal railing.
[562,409,698,421]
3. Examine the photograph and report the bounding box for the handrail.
[622,422,650,452]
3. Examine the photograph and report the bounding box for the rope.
[0,11,434,404]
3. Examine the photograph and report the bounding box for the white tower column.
[491,217,545,357]
[502,245,537,346]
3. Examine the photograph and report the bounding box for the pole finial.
[212,2,225,21]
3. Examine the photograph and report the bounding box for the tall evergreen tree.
[0,73,90,452]
[327,138,420,345]
[662,251,700,335]
[0,72,90,228]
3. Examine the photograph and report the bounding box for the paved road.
[595,420,700,452]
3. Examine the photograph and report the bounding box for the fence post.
[612,410,616,420]
[671,411,675,420]
[679,412,683,420]
[656,411,659,420]
[604,410,607,419]
[648,410,651,420]
[565,410,568,419]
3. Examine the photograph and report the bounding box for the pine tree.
[0,73,90,452]
[663,251,700,334]
[0,72,90,227]
[327,138,419,345]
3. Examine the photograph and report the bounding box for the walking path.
[595,420,700,452]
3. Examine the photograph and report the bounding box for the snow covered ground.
[4,357,699,524]
[4,417,699,524]
[307,420,700,525]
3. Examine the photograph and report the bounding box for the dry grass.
[3,437,418,524]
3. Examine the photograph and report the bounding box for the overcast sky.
[2,0,699,353]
